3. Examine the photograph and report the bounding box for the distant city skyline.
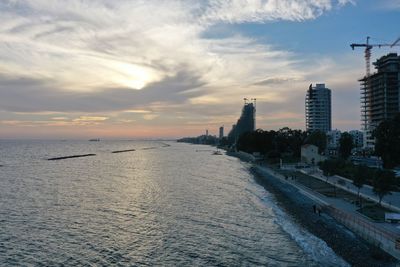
[0,0,399,138]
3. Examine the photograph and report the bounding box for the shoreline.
[248,163,397,266]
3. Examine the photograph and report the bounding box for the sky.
[0,0,399,139]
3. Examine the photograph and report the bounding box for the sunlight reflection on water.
[0,140,332,266]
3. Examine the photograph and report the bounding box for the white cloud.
[0,0,352,92]
[201,0,354,23]
[143,114,160,121]
[73,116,108,122]
[0,0,358,136]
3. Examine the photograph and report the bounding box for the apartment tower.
[305,83,332,133]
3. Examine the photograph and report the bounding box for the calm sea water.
[0,140,347,266]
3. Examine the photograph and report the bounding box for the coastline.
[246,162,397,266]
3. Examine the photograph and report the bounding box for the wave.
[260,193,350,267]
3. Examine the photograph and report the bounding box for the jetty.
[142,147,157,150]
[48,154,96,161]
[111,149,136,154]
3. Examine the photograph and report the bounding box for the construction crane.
[391,37,400,48]
[350,36,400,77]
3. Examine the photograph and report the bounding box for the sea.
[0,140,349,266]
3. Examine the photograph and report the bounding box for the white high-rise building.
[305,83,332,133]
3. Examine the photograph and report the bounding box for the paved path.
[256,164,400,260]
[305,169,400,213]
[258,164,400,235]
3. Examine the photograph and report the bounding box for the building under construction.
[228,99,256,143]
[360,53,400,149]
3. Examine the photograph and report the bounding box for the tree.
[372,169,395,205]
[218,137,230,147]
[320,160,337,181]
[374,113,400,168]
[353,165,368,206]
[305,130,327,154]
[339,132,353,159]
[289,129,308,158]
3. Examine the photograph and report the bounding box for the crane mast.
[350,36,372,76]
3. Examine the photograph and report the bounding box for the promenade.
[306,169,400,213]
[256,163,400,261]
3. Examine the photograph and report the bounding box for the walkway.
[305,169,400,213]
[256,164,400,260]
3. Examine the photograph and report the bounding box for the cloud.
[123,110,152,114]
[143,114,160,121]
[202,0,354,23]
[0,71,205,113]
[0,0,358,137]
[73,116,108,122]
[379,0,400,9]
[0,0,353,94]
[253,76,303,86]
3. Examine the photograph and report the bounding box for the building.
[349,130,364,148]
[219,126,224,139]
[327,129,341,149]
[228,99,256,143]
[360,53,400,149]
[305,83,332,133]
[326,129,341,156]
[351,156,383,169]
[301,144,326,165]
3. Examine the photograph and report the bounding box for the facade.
[360,53,400,149]
[349,130,364,148]
[326,129,341,156]
[351,156,383,169]
[228,101,256,143]
[305,83,332,133]
[301,144,326,165]
[327,129,342,149]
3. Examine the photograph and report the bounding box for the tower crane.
[350,36,400,77]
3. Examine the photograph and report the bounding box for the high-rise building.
[305,83,332,133]
[219,126,224,139]
[359,53,400,149]
[228,100,256,143]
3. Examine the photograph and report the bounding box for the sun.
[114,62,159,90]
